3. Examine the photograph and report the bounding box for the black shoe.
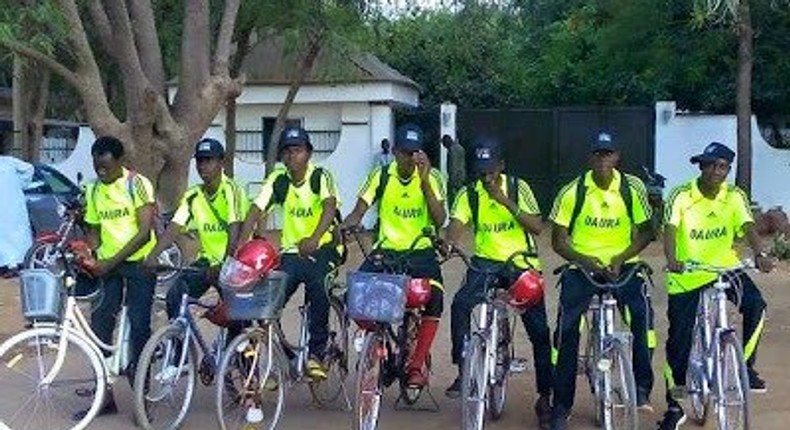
[445,377,462,399]
[535,395,552,430]
[748,368,767,393]
[549,413,568,430]
[637,387,654,413]
[73,391,118,421]
[657,406,687,430]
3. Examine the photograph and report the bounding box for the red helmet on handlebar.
[406,278,432,308]
[220,239,279,290]
[507,270,544,312]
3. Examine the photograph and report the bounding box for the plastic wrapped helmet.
[507,270,544,312]
[219,239,279,290]
[406,278,432,308]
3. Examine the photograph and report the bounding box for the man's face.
[196,156,223,183]
[699,158,731,188]
[92,152,122,184]
[478,160,505,186]
[394,147,417,171]
[281,144,311,173]
[590,149,619,175]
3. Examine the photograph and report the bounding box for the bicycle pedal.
[509,358,528,374]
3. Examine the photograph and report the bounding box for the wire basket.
[346,271,408,324]
[222,270,288,321]
[19,269,65,322]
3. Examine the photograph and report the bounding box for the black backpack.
[466,175,537,252]
[567,172,634,235]
[268,168,346,263]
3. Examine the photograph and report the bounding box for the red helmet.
[219,239,279,290]
[507,270,544,312]
[406,278,432,308]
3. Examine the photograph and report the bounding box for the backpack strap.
[620,173,634,223]
[567,173,587,236]
[467,182,480,231]
[268,172,290,210]
[126,169,138,204]
[373,165,390,205]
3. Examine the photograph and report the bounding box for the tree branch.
[213,0,241,77]
[173,0,211,123]
[0,40,82,90]
[86,0,116,60]
[128,0,166,95]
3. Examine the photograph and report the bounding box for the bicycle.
[451,247,536,430]
[684,261,751,430]
[558,262,651,430]
[132,264,231,430]
[215,253,350,430]
[348,227,445,430]
[0,241,137,429]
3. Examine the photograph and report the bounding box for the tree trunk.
[224,100,237,176]
[265,31,325,174]
[735,0,753,196]
[12,55,49,162]
[29,70,50,162]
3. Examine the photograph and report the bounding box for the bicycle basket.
[346,271,408,324]
[222,270,288,321]
[19,269,65,322]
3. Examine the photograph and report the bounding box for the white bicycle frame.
[696,276,735,403]
[37,275,131,387]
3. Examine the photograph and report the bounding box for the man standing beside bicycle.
[341,123,447,389]
[79,136,158,417]
[144,138,248,323]
[657,142,773,430]
[549,131,656,429]
[238,126,343,381]
[443,136,554,428]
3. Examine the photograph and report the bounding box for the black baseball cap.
[591,131,617,152]
[690,142,735,164]
[279,126,313,151]
[471,136,502,173]
[394,124,424,152]
[194,138,225,159]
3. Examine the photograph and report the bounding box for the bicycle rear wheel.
[602,337,637,430]
[133,323,197,430]
[487,313,511,420]
[310,296,349,407]
[716,331,749,430]
[216,328,285,430]
[0,328,105,430]
[461,335,486,430]
[687,321,710,425]
[354,331,383,430]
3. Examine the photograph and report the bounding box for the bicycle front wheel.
[687,321,710,425]
[310,296,349,407]
[601,337,637,430]
[0,327,105,430]
[487,313,511,420]
[354,331,383,430]
[216,327,285,430]
[133,323,198,430]
[461,335,486,430]
[716,331,749,430]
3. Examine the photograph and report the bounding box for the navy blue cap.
[394,124,424,152]
[279,126,313,151]
[471,136,502,173]
[690,142,735,164]
[591,131,617,152]
[194,138,225,159]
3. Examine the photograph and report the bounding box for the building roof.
[239,37,420,90]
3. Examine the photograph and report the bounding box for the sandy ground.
[0,231,788,429]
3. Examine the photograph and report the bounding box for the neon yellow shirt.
[171,175,248,265]
[451,175,541,269]
[358,163,446,251]
[83,168,156,261]
[664,180,753,294]
[253,163,339,253]
[549,170,651,265]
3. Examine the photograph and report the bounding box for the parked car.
[24,163,82,236]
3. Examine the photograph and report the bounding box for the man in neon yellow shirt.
[144,138,247,320]
[657,142,773,430]
[342,123,446,388]
[444,136,553,427]
[80,136,157,416]
[549,132,655,429]
[239,126,341,380]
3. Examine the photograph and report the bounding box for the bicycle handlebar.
[554,261,653,290]
[683,260,754,274]
[449,245,538,275]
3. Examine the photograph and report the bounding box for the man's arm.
[551,224,605,273]
[341,199,370,230]
[663,224,683,272]
[102,203,155,271]
[237,205,266,249]
[143,221,183,266]
[421,179,446,227]
[298,197,338,256]
[744,222,774,272]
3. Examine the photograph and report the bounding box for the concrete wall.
[655,101,790,210]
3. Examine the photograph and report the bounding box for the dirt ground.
[0,232,788,429]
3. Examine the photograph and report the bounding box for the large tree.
[0,0,242,210]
